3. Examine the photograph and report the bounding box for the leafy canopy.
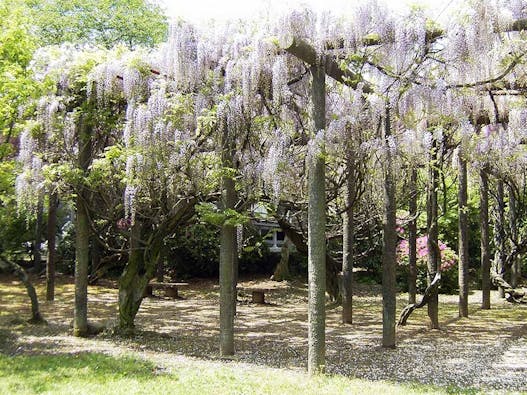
[0,0,38,154]
[26,0,169,48]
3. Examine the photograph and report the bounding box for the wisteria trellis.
[17,0,527,374]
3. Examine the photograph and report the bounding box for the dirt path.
[1,275,526,392]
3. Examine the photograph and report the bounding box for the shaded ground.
[1,274,526,393]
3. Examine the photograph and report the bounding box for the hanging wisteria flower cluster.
[15,0,527,236]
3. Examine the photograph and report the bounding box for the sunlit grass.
[0,352,469,395]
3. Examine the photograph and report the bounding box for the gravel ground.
[1,276,526,393]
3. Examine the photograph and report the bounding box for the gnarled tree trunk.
[118,222,155,331]
[0,255,45,324]
[490,268,525,303]
[118,200,196,331]
[398,273,441,326]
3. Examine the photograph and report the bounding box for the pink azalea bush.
[397,235,458,272]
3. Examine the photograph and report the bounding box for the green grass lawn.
[0,352,472,395]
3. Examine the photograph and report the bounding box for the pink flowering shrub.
[397,235,458,272]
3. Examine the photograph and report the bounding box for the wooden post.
[219,123,236,356]
[307,59,326,375]
[408,167,418,305]
[509,186,520,288]
[427,138,440,329]
[494,180,506,298]
[382,104,397,347]
[341,157,354,324]
[46,193,58,301]
[480,168,491,310]
[458,150,469,317]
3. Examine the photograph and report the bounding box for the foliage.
[196,202,250,227]
[167,223,220,278]
[0,0,38,156]
[26,0,168,48]
[0,161,33,258]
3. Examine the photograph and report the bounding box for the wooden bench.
[144,282,189,299]
[237,287,274,304]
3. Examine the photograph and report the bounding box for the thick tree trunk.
[307,62,326,375]
[118,222,155,331]
[341,163,354,324]
[382,105,397,348]
[46,193,58,301]
[494,180,506,298]
[117,200,195,331]
[73,113,92,337]
[480,169,491,309]
[119,198,197,333]
[458,153,469,317]
[509,186,520,288]
[427,140,440,329]
[219,124,236,356]
[408,167,418,304]
[0,255,46,324]
[33,196,44,274]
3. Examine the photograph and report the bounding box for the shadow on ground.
[1,274,526,392]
